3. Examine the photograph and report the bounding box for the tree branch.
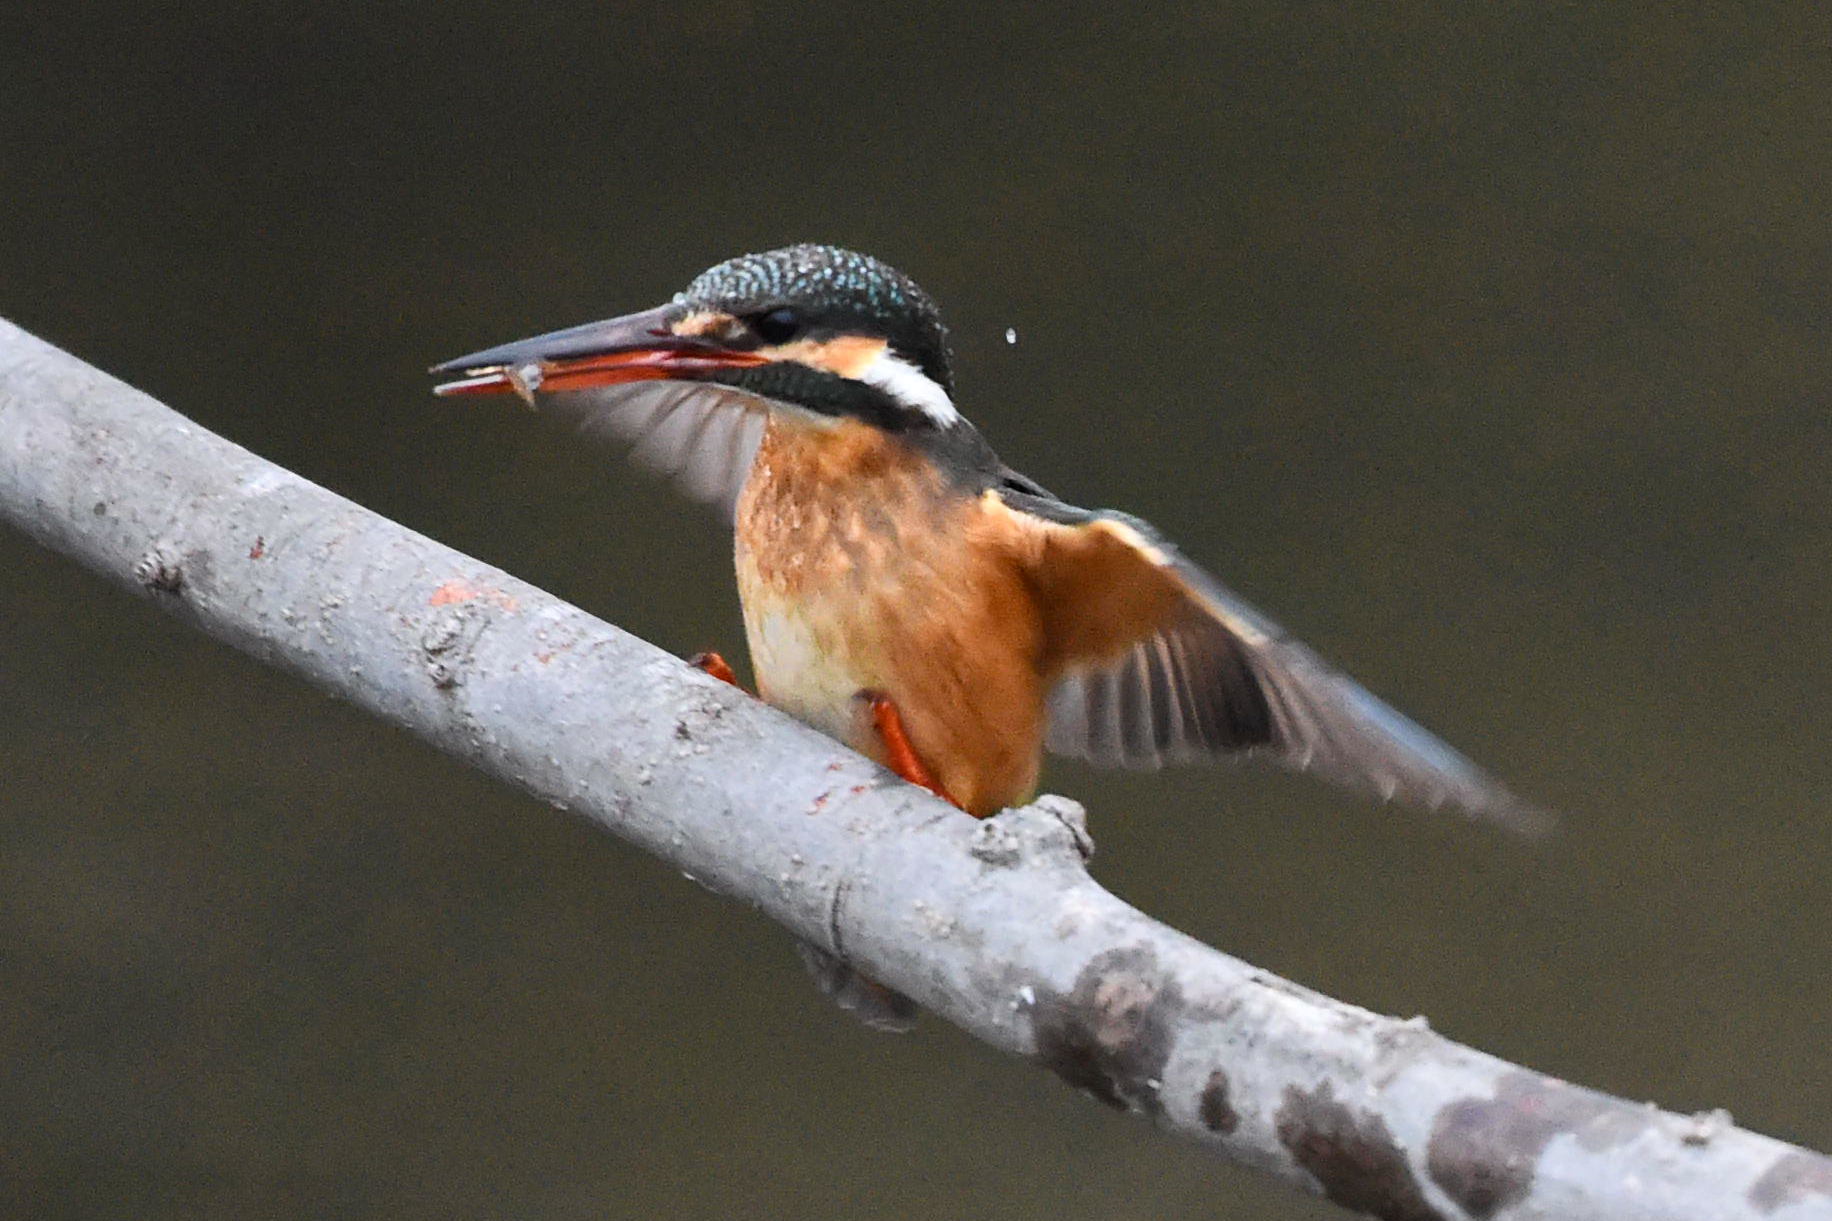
[1,317,1825,1221]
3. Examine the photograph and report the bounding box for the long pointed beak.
[430,304,768,402]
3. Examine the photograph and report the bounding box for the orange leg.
[861,691,960,809]
[687,651,741,689]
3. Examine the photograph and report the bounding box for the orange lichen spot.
[429,578,520,611]
[429,579,477,606]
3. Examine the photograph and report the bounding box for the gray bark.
[1,316,1826,1221]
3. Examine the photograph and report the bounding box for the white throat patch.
[857,348,959,425]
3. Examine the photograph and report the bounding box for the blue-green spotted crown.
[677,245,953,393]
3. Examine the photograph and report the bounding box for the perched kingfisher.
[433,244,1544,1022]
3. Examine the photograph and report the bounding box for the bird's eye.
[751,307,803,345]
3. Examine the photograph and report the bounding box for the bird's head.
[433,244,958,430]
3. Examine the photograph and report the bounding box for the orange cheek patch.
[671,310,742,339]
[769,334,888,378]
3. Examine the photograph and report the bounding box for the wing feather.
[999,485,1548,833]
[537,382,768,519]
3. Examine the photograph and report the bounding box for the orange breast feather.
[734,419,1049,815]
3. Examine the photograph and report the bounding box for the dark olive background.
[3,5,1827,1219]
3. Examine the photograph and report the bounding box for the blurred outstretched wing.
[537,383,768,519]
[434,375,768,519]
[994,483,1548,834]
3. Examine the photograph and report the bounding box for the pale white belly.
[741,592,875,748]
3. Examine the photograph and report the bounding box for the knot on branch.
[971,795,1093,868]
[420,603,490,690]
[419,577,522,689]
[134,544,186,594]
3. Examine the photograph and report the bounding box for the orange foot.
[859,690,960,809]
[687,651,742,690]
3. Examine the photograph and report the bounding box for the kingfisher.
[433,244,1544,1023]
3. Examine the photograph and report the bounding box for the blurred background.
[2,4,1827,1218]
